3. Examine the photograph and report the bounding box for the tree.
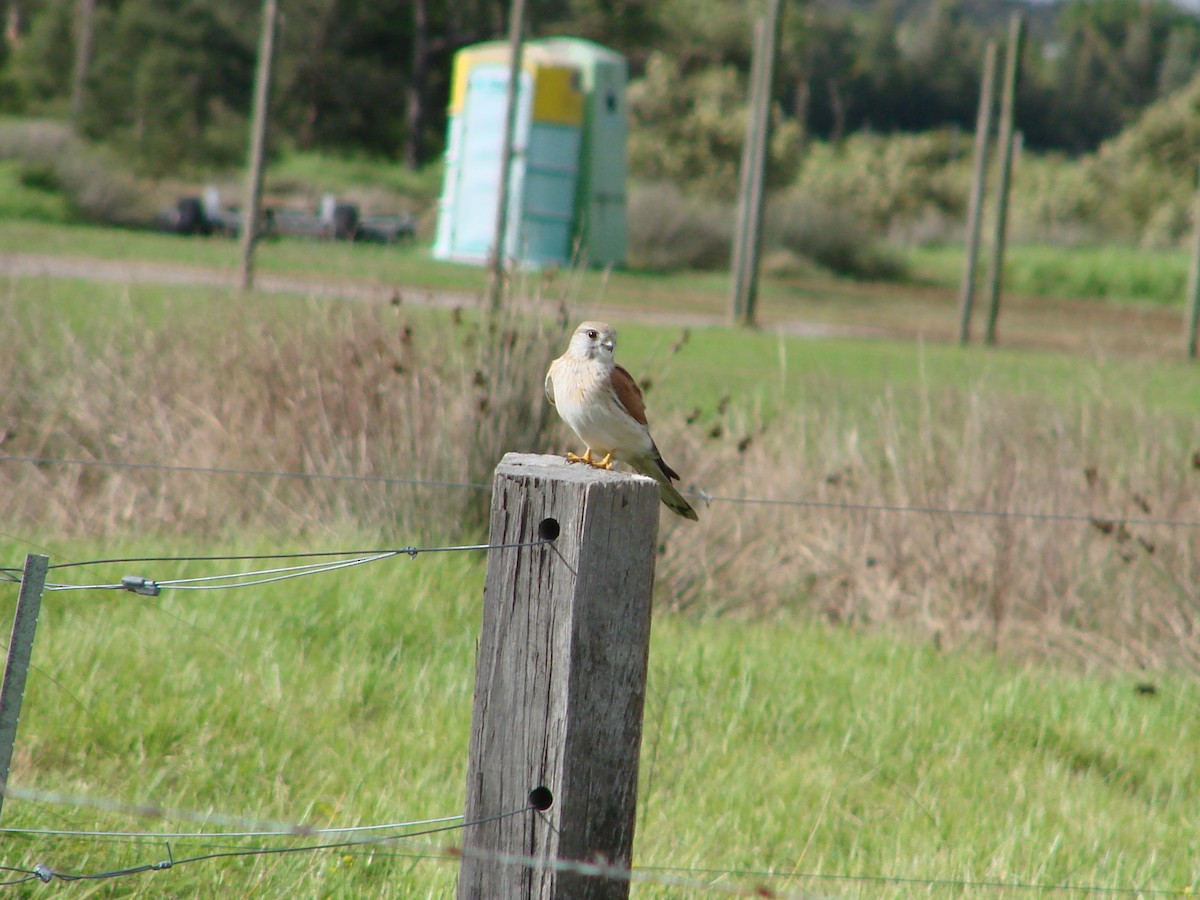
[81,0,253,172]
[7,0,74,104]
[1159,25,1200,98]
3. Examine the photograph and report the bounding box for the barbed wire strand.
[43,552,399,593]
[44,539,544,570]
[23,538,552,594]
[0,775,1186,896]
[0,806,533,887]
[437,840,1195,899]
[0,812,465,840]
[2,451,1196,531]
[0,784,1191,896]
[0,453,489,492]
[694,490,1200,529]
[0,782,462,839]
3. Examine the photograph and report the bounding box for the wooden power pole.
[729,0,784,327]
[982,13,1025,346]
[458,454,659,899]
[1185,161,1200,360]
[69,0,96,127]
[486,0,528,313]
[957,40,998,345]
[238,0,278,292]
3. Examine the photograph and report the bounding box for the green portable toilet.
[433,37,627,269]
[537,38,628,269]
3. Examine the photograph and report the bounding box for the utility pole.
[69,0,96,127]
[486,0,528,313]
[238,0,278,292]
[957,40,998,345]
[982,13,1025,347]
[1185,161,1200,360]
[729,0,784,327]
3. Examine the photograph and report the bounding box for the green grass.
[4,235,1200,895]
[267,150,444,206]
[10,272,1200,425]
[908,243,1191,307]
[0,534,1195,897]
[0,160,70,222]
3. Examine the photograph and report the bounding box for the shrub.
[794,131,970,235]
[627,51,802,200]
[0,119,151,224]
[626,182,732,271]
[768,188,906,280]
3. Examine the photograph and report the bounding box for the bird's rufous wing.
[610,365,647,425]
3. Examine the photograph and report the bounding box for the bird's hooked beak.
[600,337,615,354]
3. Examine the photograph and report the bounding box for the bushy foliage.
[767,188,906,281]
[0,119,150,224]
[627,51,801,200]
[1081,71,1200,247]
[790,131,969,240]
[624,181,732,272]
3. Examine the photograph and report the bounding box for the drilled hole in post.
[537,518,560,542]
[528,786,553,811]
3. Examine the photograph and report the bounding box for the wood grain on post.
[458,453,660,900]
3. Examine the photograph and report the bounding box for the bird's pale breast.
[549,357,653,457]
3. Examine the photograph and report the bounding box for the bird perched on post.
[545,321,699,521]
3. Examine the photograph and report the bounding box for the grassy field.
[4,217,1198,351]
[907,243,1193,307]
[1,536,1197,897]
[1,227,1199,895]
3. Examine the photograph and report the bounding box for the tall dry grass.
[3,286,1198,668]
[654,375,1200,670]
[0,291,566,540]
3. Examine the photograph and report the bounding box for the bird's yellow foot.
[565,448,613,470]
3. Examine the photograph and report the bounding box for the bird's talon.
[597,451,615,470]
[566,449,593,465]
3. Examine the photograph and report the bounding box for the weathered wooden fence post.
[458,453,660,899]
[957,39,998,345]
[1184,160,1200,360]
[982,12,1025,347]
[0,554,49,821]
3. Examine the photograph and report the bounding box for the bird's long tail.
[630,455,699,521]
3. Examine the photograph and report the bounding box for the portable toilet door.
[537,38,628,268]
[433,45,584,268]
[433,58,533,264]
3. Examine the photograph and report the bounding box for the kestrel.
[545,321,699,521]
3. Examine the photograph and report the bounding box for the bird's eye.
[586,330,598,340]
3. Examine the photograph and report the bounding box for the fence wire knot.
[32,863,52,883]
[401,547,419,559]
[151,842,174,871]
[120,575,161,597]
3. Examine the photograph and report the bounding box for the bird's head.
[569,321,616,362]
